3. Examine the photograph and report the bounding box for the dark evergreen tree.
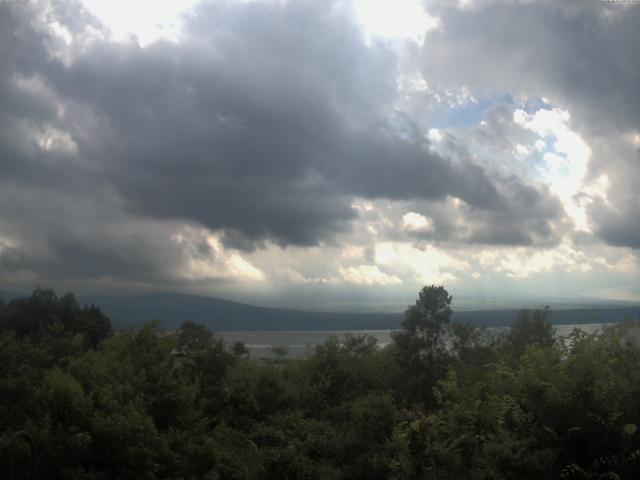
[391,285,453,406]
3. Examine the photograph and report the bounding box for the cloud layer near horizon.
[0,0,638,305]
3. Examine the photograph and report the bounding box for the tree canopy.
[1,286,640,479]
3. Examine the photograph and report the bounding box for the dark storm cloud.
[592,196,640,249]
[423,0,640,132]
[42,0,524,248]
[598,218,640,251]
[0,181,198,286]
[405,179,563,247]
[0,0,568,287]
[374,104,567,247]
[422,0,640,248]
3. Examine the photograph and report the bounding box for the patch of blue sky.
[520,144,573,186]
[389,110,417,141]
[518,152,548,181]
[536,136,555,150]
[519,96,552,114]
[420,93,553,131]
[422,95,497,130]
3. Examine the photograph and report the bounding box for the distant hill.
[0,290,24,302]
[73,291,640,331]
[78,292,403,331]
[2,289,638,330]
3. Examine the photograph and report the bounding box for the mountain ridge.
[2,290,639,331]
[78,291,640,331]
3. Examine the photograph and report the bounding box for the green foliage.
[501,307,555,358]
[1,287,640,479]
[393,285,453,363]
[0,288,111,348]
[231,340,250,358]
[177,320,214,354]
[270,345,289,363]
[391,285,453,406]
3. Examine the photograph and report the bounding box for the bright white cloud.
[427,128,443,142]
[80,0,439,47]
[80,0,199,46]
[514,107,593,231]
[228,254,265,281]
[402,212,434,232]
[353,0,439,44]
[36,128,78,156]
[374,241,468,285]
[171,227,265,282]
[339,264,402,285]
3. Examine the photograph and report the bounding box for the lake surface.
[220,323,609,359]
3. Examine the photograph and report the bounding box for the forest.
[1,286,640,479]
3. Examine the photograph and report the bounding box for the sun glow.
[353,0,439,44]
[80,0,199,45]
[79,0,438,47]
[514,107,593,232]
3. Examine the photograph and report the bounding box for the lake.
[219,323,610,359]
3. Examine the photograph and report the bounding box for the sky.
[0,0,639,310]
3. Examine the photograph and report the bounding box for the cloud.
[592,196,640,249]
[0,0,636,303]
[421,0,640,248]
[51,0,522,249]
[0,0,568,283]
[339,264,402,286]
